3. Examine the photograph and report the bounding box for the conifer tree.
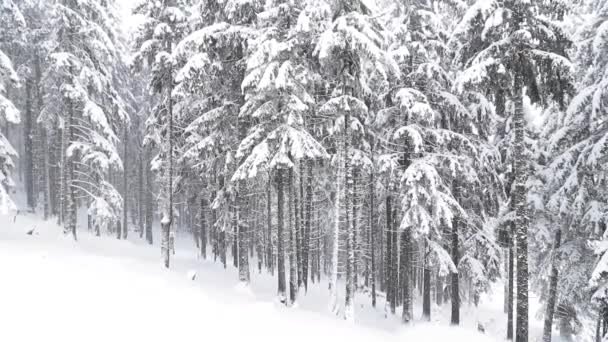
[453,1,573,340]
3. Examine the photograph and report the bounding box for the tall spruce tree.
[452,0,573,340]
[132,0,189,267]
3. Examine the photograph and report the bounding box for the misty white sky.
[117,0,143,35]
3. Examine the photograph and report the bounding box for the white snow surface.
[0,212,542,342]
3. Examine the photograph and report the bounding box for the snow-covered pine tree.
[40,0,128,240]
[0,0,23,214]
[173,0,262,278]
[132,0,189,267]
[316,0,395,321]
[233,0,330,301]
[15,0,52,217]
[556,0,608,340]
[371,0,503,324]
[452,0,573,340]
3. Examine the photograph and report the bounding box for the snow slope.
[1,212,501,342]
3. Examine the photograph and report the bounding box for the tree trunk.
[508,224,515,340]
[200,195,207,259]
[329,145,342,315]
[58,125,66,226]
[542,229,562,342]
[145,148,153,245]
[288,168,298,304]
[391,198,399,314]
[295,163,303,289]
[596,309,602,342]
[237,183,250,284]
[34,54,50,219]
[369,166,376,308]
[344,153,354,322]
[276,168,287,303]
[50,129,60,218]
[504,249,509,313]
[160,39,174,268]
[24,76,35,211]
[121,123,128,240]
[267,176,274,274]
[514,87,529,342]
[386,191,394,314]
[42,127,51,220]
[316,205,321,283]
[352,169,359,291]
[401,228,412,323]
[303,160,313,292]
[422,241,431,321]
[64,93,77,241]
[399,228,407,308]
[138,149,144,238]
[212,163,218,261]
[451,183,461,325]
[233,194,239,268]
[218,171,227,268]
[255,196,263,273]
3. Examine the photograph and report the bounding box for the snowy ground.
[0,211,555,342]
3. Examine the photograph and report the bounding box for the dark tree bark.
[219,173,227,269]
[391,201,399,313]
[65,89,77,241]
[34,54,51,220]
[41,127,51,219]
[303,160,313,291]
[255,196,263,273]
[451,183,461,325]
[24,76,35,211]
[399,228,407,307]
[369,166,376,308]
[316,206,321,283]
[233,195,239,269]
[145,148,153,245]
[450,230,460,325]
[386,192,395,314]
[276,168,287,303]
[401,228,412,323]
[220,229,227,268]
[514,86,529,342]
[345,155,355,320]
[504,249,509,314]
[379,212,385,293]
[121,122,128,240]
[212,163,218,261]
[422,242,431,321]
[50,128,61,218]
[295,163,303,289]
[237,183,250,284]
[352,169,359,291]
[138,149,144,238]
[160,38,175,269]
[596,307,604,342]
[200,195,208,259]
[57,132,66,225]
[508,224,515,340]
[288,168,297,304]
[267,176,274,274]
[542,229,562,342]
